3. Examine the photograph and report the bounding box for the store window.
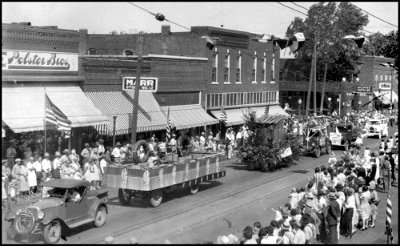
[375,74,378,81]
[385,75,388,81]
[224,50,230,83]
[262,52,267,83]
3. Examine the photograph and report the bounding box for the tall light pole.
[298,98,302,135]
[328,97,331,115]
[131,32,144,145]
[337,98,341,117]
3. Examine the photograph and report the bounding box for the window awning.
[373,91,398,104]
[161,104,219,130]
[2,84,109,133]
[210,104,289,126]
[85,91,167,135]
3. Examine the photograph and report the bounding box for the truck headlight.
[37,210,45,219]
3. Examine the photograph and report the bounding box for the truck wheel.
[43,221,62,244]
[189,183,199,195]
[326,142,332,154]
[314,147,321,158]
[93,206,107,227]
[6,221,17,240]
[344,141,349,150]
[118,188,131,205]
[149,189,163,207]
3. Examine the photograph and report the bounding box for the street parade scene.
[2,1,398,245]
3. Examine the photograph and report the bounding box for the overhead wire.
[349,2,398,28]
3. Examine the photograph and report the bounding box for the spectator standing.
[52,151,61,179]
[2,160,11,198]
[26,157,37,195]
[112,142,122,163]
[42,152,52,180]
[199,132,206,148]
[358,186,371,231]
[97,139,105,154]
[225,128,235,159]
[236,128,243,149]
[242,225,257,244]
[288,187,298,209]
[99,153,108,187]
[368,181,379,228]
[291,221,306,244]
[326,192,340,244]
[260,226,278,244]
[80,143,91,166]
[33,156,43,190]
[343,187,355,238]
[6,142,16,170]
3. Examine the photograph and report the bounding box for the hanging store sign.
[2,50,78,72]
[379,83,391,90]
[122,77,158,92]
[356,86,372,92]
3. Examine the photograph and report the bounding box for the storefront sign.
[356,86,372,92]
[379,83,391,90]
[2,50,78,72]
[122,77,158,91]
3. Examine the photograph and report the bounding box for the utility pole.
[131,32,144,145]
[313,32,319,117]
[320,63,328,114]
[305,43,316,119]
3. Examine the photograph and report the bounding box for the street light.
[337,97,341,116]
[342,77,347,82]
[298,98,302,135]
[358,100,362,114]
[328,97,332,114]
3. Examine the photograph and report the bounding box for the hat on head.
[44,152,50,157]
[63,149,70,154]
[55,151,61,156]
[98,139,104,143]
[15,158,22,162]
[282,221,291,230]
[328,192,336,200]
[201,132,206,135]
[84,143,90,148]
[115,142,121,146]
[2,159,8,165]
[368,181,376,190]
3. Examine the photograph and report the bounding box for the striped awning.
[2,84,109,133]
[85,91,167,135]
[210,104,288,126]
[161,104,219,130]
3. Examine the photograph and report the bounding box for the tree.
[364,30,399,69]
[283,2,370,81]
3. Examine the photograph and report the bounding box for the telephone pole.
[320,63,328,114]
[131,32,144,145]
[305,39,316,119]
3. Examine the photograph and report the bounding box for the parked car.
[5,179,108,244]
[329,123,360,150]
[365,118,389,138]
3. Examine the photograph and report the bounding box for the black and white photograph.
[1,1,398,244]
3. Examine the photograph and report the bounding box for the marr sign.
[122,77,158,92]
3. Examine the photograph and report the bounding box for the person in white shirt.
[336,168,346,186]
[33,156,43,190]
[199,132,206,148]
[236,129,243,149]
[226,128,235,159]
[52,151,61,179]
[112,142,122,163]
[343,187,356,238]
[97,139,105,155]
[99,153,108,187]
[260,226,278,244]
[41,152,52,180]
[243,225,257,244]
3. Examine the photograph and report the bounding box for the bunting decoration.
[273,32,306,53]
[166,106,173,143]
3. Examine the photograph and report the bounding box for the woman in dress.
[358,186,371,230]
[368,181,379,228]
[12,159,29,199]
[83,158,96,190]
[70,156,82,180]
[26,157,37,195]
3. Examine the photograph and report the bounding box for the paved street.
[2,126,398,244]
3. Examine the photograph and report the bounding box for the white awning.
[374,90,398,104]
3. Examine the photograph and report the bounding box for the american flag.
[166,106,173,143]
[219,105,227,122]
[385,194,394,243]
[45,93,71,138]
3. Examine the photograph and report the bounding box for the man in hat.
[52,151,61,179]
[6,142,17,170]
[97,139,105,155]
[225,128,235,159]
[326,192,340,244]
[81,143,91,166]
[42,152,52,180]
[112,142,122,163]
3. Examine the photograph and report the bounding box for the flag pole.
[44,88,47,154]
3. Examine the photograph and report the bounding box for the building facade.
[81,25,286,134]
[2,22,108,156]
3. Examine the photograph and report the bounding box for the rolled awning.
[2,84,109,133]
[85,91,167,135]
[374,90,398,104]
[210,104,289,126]
[161,104,219,130]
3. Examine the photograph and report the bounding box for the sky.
[2,2,398,37]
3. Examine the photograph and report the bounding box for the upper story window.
[375,74,379,81]
[252,52,257,82]
[212,49,218,83]
[224,49,230,83]
[380,75,383,81]
[262,52,267,83]
[271,53,275,82]
[236,51,242,83]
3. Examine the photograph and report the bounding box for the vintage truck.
[299,125,332,158]
[103,140,227,207]
[329,123,360,150]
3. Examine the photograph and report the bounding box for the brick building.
[2,22,108,156]
[81,25,286,135]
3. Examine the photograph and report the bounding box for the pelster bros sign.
[2,50,78,72]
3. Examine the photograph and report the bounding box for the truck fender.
[89,202,108,219]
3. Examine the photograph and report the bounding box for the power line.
[290,2,309,12]
[276,2,308,16]
[349,2,398,28]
